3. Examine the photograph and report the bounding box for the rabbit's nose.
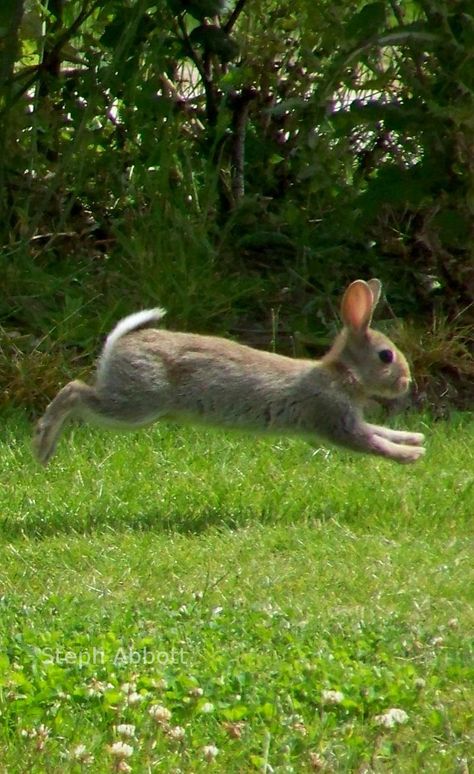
[397,376,411,393]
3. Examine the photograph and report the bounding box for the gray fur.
[33,279,425,466]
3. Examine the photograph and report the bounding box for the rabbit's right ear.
[340,280,374,333]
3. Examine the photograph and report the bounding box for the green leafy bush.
[0,0,472,407]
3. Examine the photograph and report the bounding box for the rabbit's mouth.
[394,375,410,394]
[376,375,410,398]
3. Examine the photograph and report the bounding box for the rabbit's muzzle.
[396,375,411,394]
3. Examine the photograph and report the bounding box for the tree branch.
[223,0,247,34]
[0,0,25,92]
[176,14,219,127]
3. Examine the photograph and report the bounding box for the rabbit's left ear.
[340,280,374,333]
[367,278,382,310]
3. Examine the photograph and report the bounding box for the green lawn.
[0,411,473,772]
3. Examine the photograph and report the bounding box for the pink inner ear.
[341,281,373,332]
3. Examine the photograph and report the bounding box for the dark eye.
[379,349,394,364]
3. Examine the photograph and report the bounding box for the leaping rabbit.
[34,279,425,466]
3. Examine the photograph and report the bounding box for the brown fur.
[33,279,425,466]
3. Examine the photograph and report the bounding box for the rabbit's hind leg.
[33,380,101,465]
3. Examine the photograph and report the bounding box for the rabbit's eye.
[379,349,394,364]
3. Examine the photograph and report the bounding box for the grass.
[0,410,473,772]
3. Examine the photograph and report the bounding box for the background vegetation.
[1,4,473,770]
[1,0,473,409]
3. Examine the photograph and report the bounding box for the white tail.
[102,308,166,361]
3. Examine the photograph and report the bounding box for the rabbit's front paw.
[369,433,426,463]
[401,431,425,446]
[396,444,426,464]
[367,424,425,447]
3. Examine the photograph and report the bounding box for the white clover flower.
[223,721,245,739]
[292,721,307,736]
[202,744,219,762]
[151,677,168,691]
[167,725,185,741]
[71,744,94,764]
[188,686,204,698]
[149,704,172,723]
[71,743,87,756]
[109,741,134,758]
[126,691,143,706]
[321,689,344,705]
[28,723,50,750]
[374,708,409,728]
[86,678,112,697]
[120,682,137,695]
[115,724,136,738]
[309,751,325,770]
[200,702,215,714]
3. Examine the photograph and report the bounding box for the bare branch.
[176,14,219,127]
[223,0,247,34]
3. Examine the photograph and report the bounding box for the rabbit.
[33,278,425,466]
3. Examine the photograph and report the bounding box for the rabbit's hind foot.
[33,380,100,465]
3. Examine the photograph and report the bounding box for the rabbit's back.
[94,328,332,433]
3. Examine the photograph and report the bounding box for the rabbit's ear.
[340,280,374,332]
[367,278,382,310]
